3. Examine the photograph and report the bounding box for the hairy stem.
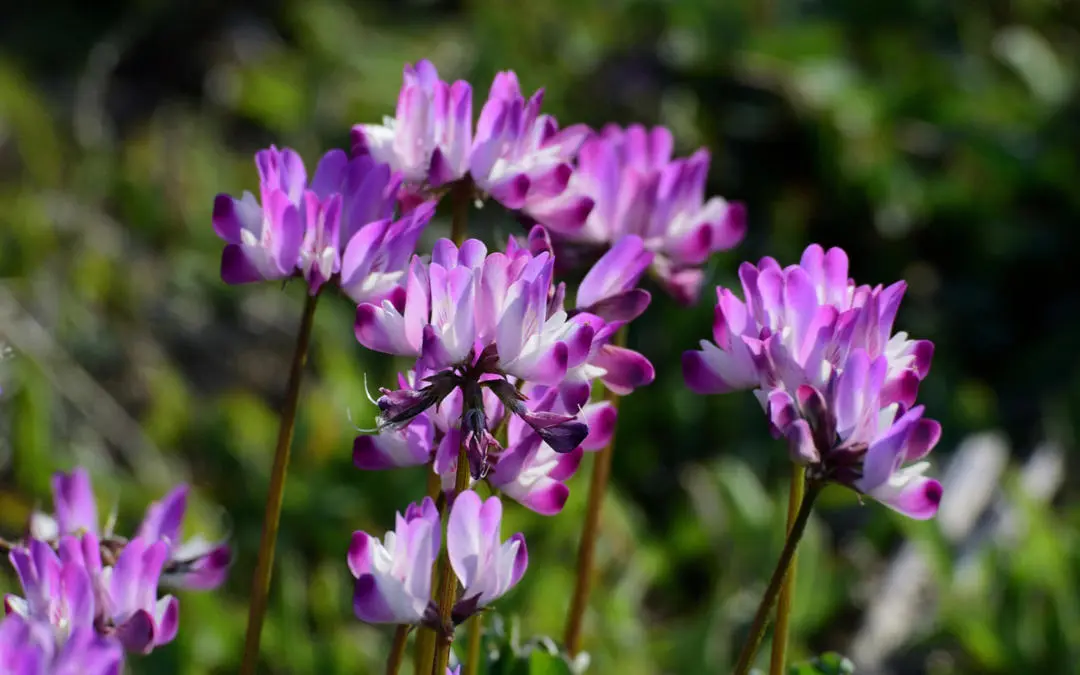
[240,291,319,675]
[563,325,628,657]
[431,442,471,675]
[732,480,822,675]
[769,465,806,675]
[386,625,410,675]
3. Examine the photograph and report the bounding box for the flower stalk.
[564,325,628,657]
[732,478,822,675]
[430,440,471,675]
[769,464,806,675]
[240,291,320,675]
[463,611,483,675]
[386,625,410,675]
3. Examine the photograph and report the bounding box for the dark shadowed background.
[2,1,1079,673]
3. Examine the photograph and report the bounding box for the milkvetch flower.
[446,491,527,622]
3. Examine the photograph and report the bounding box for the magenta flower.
[351,61,590,225]
[0,614,122,675]
[213,146,432,298]
[30,470,231,592]
[446,491,527,621]
[4,539,95,640]
[682,243,942,519]
[348,498,440,625]
[136,486,231,591]
[354,238,591,475]
[54,534,178,654]
[766,350,943,519]
[682,244,933,403]
[533,125,747,304]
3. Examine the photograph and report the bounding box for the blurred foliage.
[2,0,1080,673]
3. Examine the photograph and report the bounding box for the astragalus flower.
[446,491,527,622]
[4,539,95,641]
[349,498,440,625]
[0,613,122,675]
[351,61,590,227]
[766,349,943,519]
[30,469,231,592]
[213,145,433,299]
[354,238,591,475]
[532,125,747,304]
[682,243,943,519]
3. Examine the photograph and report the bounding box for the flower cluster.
[1,470,230,671]
[202,54,945,675]
[682,244,942,518]
[348,492,525,628]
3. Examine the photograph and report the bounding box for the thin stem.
[414,463,444,672]
[769,465,806,675]
[450,178,472,246]
[240,292,320,675]
[563,325,628,657]
[464,613,483,675]
[386,625,410,675]
[731,480,822,675]
[431,442,471,675]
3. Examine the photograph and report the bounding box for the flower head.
[30,470,231,592]
[352,61,590,225]
[533,125,747,304]
[682,243,942,519]
[213,146,432,298]
[348,498,440,625]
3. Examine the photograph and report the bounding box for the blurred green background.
[2,1,1079,673]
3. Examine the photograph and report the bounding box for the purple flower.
[534,125,747,304]
[682,244,932,402]
[352,60,473,187]
[55,534,178,654]
[682,243,942,519]
[0,614,122,675]
[213,146,432,297]
[356,238,591,381]
[348,498,440,625]
[4,539,95,640]
[136,486,231,591]
[30,470,231,593]
[352,61,590,223]
[447,491,527,620]
[767,350,944,519]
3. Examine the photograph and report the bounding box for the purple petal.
[114,609,155,654]
[138,485,188,545]
[581,401,617,451]
[153,595,180,646]
[52,469,98,536]
[595,344,655,395]
[353,575,398,623]
[220,244,265,284]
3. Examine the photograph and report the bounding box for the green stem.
[431,442,471,675]
[413,465,443,673]
[386,625,410,675]
[769,465,806,675]
[563,325,628,657]
[464,613,483,675]
[240,292,320,675]
[732,480,821,675]
[450,178,472,246]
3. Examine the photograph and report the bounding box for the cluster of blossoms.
[683,244,942,518]
[0,470,230,673]
[205,58,943,668]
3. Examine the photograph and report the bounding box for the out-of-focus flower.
[4,539,95,640]
[351,61,590,225]
[766,350,943,519]
[446,491,527,622]
[30,470,231,592]
[532,125,747,304]
[348,498,440,625]
[136,486,231,591]
[682,243,942,519]
[354,238,591,476]
[213,146,432,298]
[0,614,123,675]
